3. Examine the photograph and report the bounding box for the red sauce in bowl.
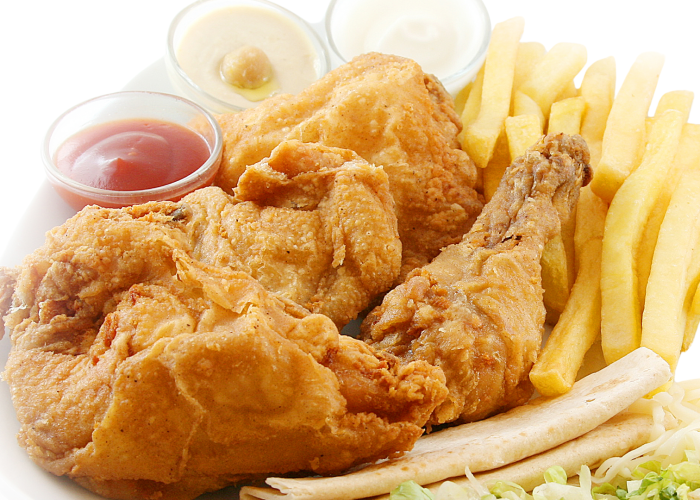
[54,118,211,192]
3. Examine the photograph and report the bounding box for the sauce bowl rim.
[42,90,224,204]
[166,0,332,113]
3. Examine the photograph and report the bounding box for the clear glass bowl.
[166,0,331,114]
[325,0,491,95]
[42,91,223,211]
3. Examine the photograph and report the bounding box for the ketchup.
[54,119,211,192]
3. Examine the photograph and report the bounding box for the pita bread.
[369,412,655,499]
[239,347,670,500]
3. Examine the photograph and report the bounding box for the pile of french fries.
[456,17,700,396]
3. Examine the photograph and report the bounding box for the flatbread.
[239,347,670,500]
[370,412,655,499]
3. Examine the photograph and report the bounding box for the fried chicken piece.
[361,134,592,425]
[183,140,402,327]
[215,52,483,278]
[0,266,16,331]
[1,204,447,500]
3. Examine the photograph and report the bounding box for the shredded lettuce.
[388,462,700,500]
[390,480,435,500]
[389,382,700,500]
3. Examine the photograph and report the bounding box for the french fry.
[518,42,587,118]
[454,79,474,117]
[512,42,546,93]
[654,90,694,122]
[548,96,585,135]
[541,235,571,322]
[544,96,585,313]
[641,170,700,374]
[459,64,485,126]
[579,57,616,167]
[589,52,665,203]
[512,91,545,126]
[682,241,700,351]
[555,80,579,101]
[505,114,543,159]
[681,136,700,352]
[509,42,547,126]
[482,132,510,202]
[637,121,699,306]
[530,187,607,396]
[461,17,524,168]
[685,280,700,351]
[600,109,684,365]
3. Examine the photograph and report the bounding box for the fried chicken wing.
[183,140,402,327]
[215,53,484,278]
[361,134,592,425]
[1,200,446,500]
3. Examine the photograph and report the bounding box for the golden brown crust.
[215,52,483,279]
[3,143,447,500]
[362,134,591,424]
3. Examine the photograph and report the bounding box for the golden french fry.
[681,136,700,352]
[682,240,700,351]
[543,90,581,309]
[459,64,485,125]
[531,243,601,395]
[513,42,546,92]
[530,187,608,396]
[600,109,684,365]
[590,52,665,203]
[641,170,700,373]
[461,17,525,168]
[541,96,585,320]
[512,91,545,126]
[453,81,472,118]
[561,205,577,295]
[572,188,608,267]
[555,80,579,101]
[518,42,587,117]
[654,90,694,122]
[637,121,699,305]
[579,57,616,167]
[541,235,571,323]
[548,96,585,135]
[505,113,565,320]
[505,114,543,159]
[685,279,700,351]
[482,132,511,202]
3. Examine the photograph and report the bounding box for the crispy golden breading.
[215,53,483,278]
[183,140,402,327]
[1,202,446,500]
[0,266,16,331]
[361,134,591,425]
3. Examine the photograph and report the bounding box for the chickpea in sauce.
[174,4,324,112]
[220,45,279,101]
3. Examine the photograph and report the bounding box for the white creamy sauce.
[177,5,320,109]
[329,0,487,86]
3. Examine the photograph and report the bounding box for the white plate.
[2,2,700,498]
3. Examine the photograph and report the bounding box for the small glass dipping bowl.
[166,0,331,114]
[42,91,223,211]
[325,0,491,95]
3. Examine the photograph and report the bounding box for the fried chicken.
[215,52,483,279]
[361,134,592,425]
[0,198,446,500]
[183,140,402,327]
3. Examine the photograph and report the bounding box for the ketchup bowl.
[42,91,223,211]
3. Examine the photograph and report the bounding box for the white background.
[0,2,700,499]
